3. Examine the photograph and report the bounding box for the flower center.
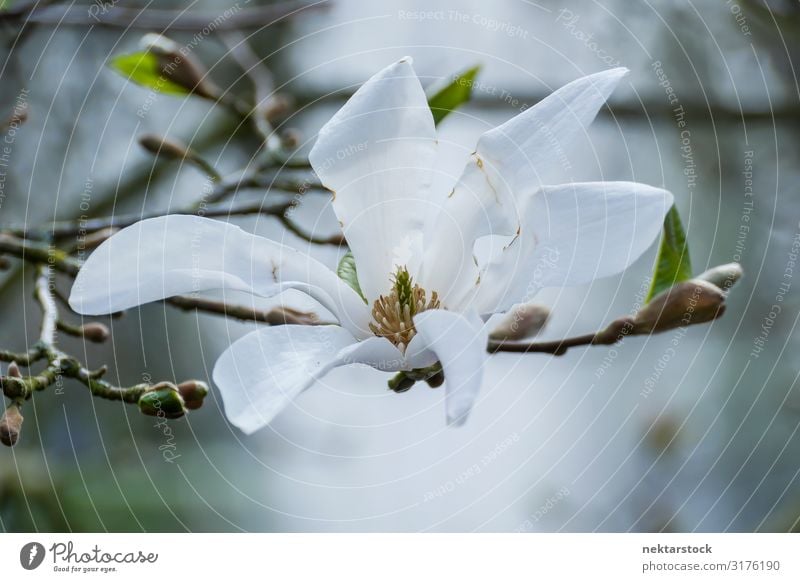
[369,267,441,352]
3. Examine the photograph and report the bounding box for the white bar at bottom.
[1,533,797,581]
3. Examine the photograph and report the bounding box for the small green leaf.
[427,65,481,126]
[108,52,190,96]
[646,205,693,302]
[337,251,367,303]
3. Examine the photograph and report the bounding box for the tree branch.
[165,296,328,326]
[0,234,79,275]
[34,265,57,344]
[488,317,635,355]
[206,173,324,205]
[1,266,150,406]
[6,199,292,240]
[0,1,328,31]
[0,346,47,367]
[277,213,346,246]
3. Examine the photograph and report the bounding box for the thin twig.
[278,214,346,246]
[166,296,329,326]
[0,1,328,31]
[0,234,79,274]
[207,173,323,204]
[34,265,58,344]
[0,346,47,367]
[292,89,800,123]
[1,267,150,404]
[488,317,635,356]
[221,31,277,141]
[6,199,290,240]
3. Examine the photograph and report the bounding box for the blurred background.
[1,0,799,532]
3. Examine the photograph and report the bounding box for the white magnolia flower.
[69,58,673,433]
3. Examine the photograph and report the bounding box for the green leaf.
[427,65,481,126]
[337,251,367,303]
[646,205,693,302]
[108,52,190,96]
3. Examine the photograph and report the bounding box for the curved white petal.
[338,336,407,373]
[412,310,488,426]
[213,326,405,434]
[476,67,629,195]
[475,182,673,313]
[416,161,498,309]
[404,332,439,370]
[68,215,370,337]
[309,57,437,301]
[419,68,629,310]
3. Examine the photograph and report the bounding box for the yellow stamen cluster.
[369,268,440,352]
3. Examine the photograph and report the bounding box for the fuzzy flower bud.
[0,403,23,447]
[2,101,28,133]
[280,128,302,150]
[696,262,743,292]
[138,133,192,161]
[7,361,22,378]
[80,322,110,343]
[138,382,186,419]
[177,380,209,410]
[262,94,291,123]
[489,303,550,341]
[633,279,725,334]
[140,33,221,100]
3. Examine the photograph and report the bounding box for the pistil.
[369,267,440,351]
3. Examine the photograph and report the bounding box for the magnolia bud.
[0,403,23,447]
[7,361,21,378]
[177,380,209,410]
[0,256,11,270]
[280,128,302,150]
[138,382,186,419]
[80,322,110,343]
[489,303,550,341]
[140,33,220,100]
[696,262,743,292]
[138,133,191,161]
[2,101,28,132]
[262,94,291,123]
[633,279,725,334]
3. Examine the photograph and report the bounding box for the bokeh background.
[1,0,799,532]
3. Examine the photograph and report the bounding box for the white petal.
[412,310,488,426]
[416,160,499,309]
[338,336,407,372]
[404,332,439,370]
[476,182,673,312]
[68,215,370,337]
[419,68,629,310]
[476,67,629,195]
[214,326,356,434]
[309,57,437,301]
[213,326,405,434]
